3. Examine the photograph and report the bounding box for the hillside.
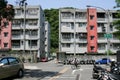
[44,9,59,53]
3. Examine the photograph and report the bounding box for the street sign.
[104,34,112,39]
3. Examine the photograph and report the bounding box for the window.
[21,41,23,45]
[75,12,87,19]
[78,22,86,27]
[61,12,74,19]
[90,36,94,40]
[62,33,71,39]
[90,15,94,20]
[12,20,21,26]
[97,23,104,27]
[27,19,38,26]
[0,58,8,65]
[110,24,113,31]
[102,26,106,32]
[90,25,94,30]
[15,9,22,15]
[8,58,19,65]
[66,43,70,47]
[97,13,105,18]
[78,33,87,40]
[12,41,20,47]
[79,43,86,47]
[62,43,70,47]
[3,21,9,27]
[4,43,8,48]
[27,8,38,15]
[4,32,8,37]
[90,46,94,50]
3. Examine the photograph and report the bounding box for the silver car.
[0,56,24,79]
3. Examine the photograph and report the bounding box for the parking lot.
[12,59,115,80]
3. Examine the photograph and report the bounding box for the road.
[12,60,108,80]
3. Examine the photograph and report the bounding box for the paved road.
[12,60,110,80]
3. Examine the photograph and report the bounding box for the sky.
[7,0,117,10]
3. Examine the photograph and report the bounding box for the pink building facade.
[87,8,98,53]
[0,18,12,50]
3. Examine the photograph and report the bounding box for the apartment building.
[12,5,45,59]
[59,8,120,55]
[44,21,50,58]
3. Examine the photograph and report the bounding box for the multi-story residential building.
[59,8,120,56]
[44,21,50,58]
[12,5,45,59]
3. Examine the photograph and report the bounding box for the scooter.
[97,71,118,80]
[111,66,120,75]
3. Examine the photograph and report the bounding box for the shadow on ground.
[1,69,59,80]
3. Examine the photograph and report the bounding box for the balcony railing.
[97,18,106,21]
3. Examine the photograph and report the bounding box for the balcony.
[61,38,73,43]
[15,13,39,19]
[98,38,107,43]
[27,45,38,50]
[97,18,106,21]
[61,26,74,32]
[25,35,38,40]
[12,35,21,40]
[77,39,87,43]
[12,45,21,50]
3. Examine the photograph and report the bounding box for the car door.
[102,58,107,64]
[0,58,10,79]
[8,57,20,76]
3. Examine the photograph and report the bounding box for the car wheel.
[17,69,24,78]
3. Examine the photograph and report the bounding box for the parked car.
[41,57,48,62]
[95,58,111,64]
[0,56,24,79]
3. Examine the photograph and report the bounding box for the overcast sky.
[8,0,116,10]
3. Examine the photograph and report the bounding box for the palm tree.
[0,0,15,30]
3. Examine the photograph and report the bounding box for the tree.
[113,0,120,39]
[0,0,15,30]
[44,7,74,53]
[116,0,120,7]
[44,9,59,53]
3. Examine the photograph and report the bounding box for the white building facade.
[59,8,120,55]
[12,5,45,59]
[45,21,51,58]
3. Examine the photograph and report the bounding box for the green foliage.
[105,49,114,55]
[44,9,59,53]
[116,0,120,7]
[0,0,15,20]
[0,0,15,31]
[113,0,120,39]
[0,0,7,8]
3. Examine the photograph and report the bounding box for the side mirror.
[0,63,4,66]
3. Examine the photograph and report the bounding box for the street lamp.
[19,0,27,54]
[86,5,111,63]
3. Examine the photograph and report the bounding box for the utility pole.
[19,0,27,54]
[30,29,32,62]
[73,8,76,57]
